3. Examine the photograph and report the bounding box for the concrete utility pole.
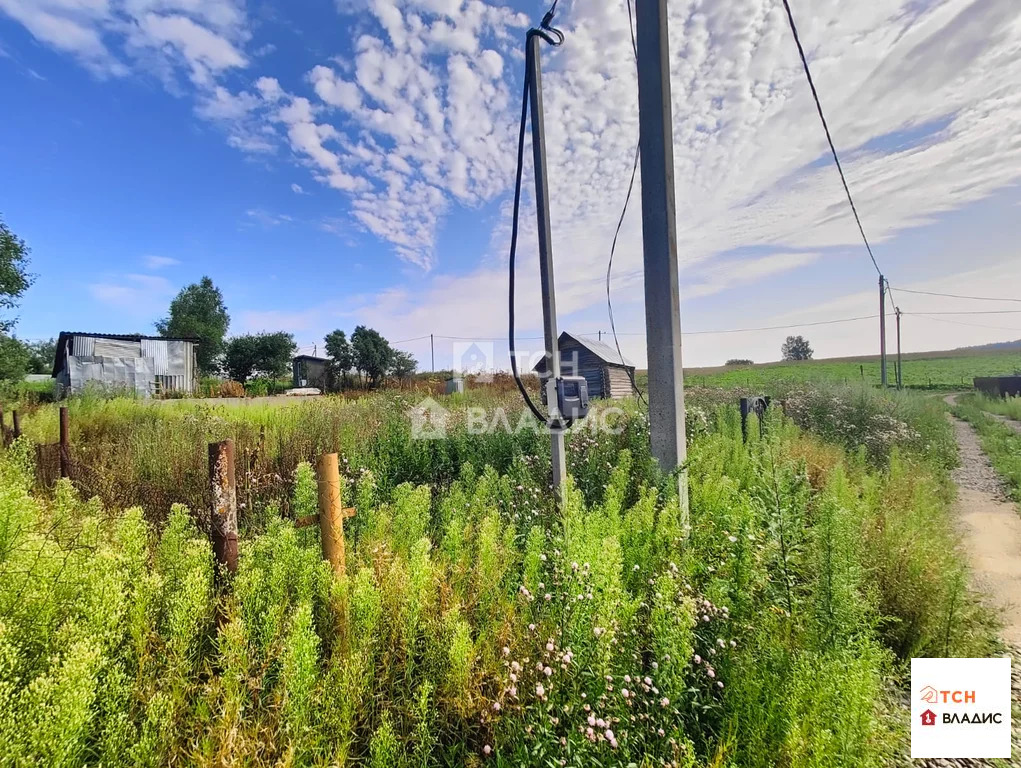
[636,0,688,520]
[879,275,888,387]
[527,31,567,502]
[430,333,435,372]
[895,307,903,389]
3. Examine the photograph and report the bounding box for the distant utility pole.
[430,333,435,372]
[895,307,903,389]
[528,30,567,502]
[879,275,888,387]
[636,0,688,520]
[598,330,602,341]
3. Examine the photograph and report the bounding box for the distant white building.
[52,331,199,398]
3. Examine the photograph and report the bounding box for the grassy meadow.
[0,384,998,767]
[657,347,1021,391]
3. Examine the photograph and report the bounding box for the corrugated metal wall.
[64,336,196,396]
[72,335,96,356]
[140,338,170,375]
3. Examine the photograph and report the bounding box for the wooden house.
[532,332,636,400]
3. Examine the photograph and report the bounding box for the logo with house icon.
[410,397,449,440]
[920,685,938,704]
[920,709,937,727]
[453,341,493,382]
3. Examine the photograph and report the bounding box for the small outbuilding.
[974,376,1021,398]
[532,331,636,400]
[292,355,329,389]
[53,332,199,398]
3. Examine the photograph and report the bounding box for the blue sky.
[2,0,1019,369]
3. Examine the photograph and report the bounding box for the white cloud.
[244,208,293,227]
[291,183,307,194]
[144,254,180,269]
[0,0,250,105]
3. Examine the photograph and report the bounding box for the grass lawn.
[637,347,1021,391]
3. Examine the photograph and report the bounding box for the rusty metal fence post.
[317,453,353,576]
[12,410,20,440]
[208,440,238,575]
[59,406,70,478]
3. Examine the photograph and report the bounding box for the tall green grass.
[967,393,1021,421]
[0,391,993,767]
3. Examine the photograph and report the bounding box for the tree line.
[159,277,417,389]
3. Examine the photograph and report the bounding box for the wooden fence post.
[12,410,21,440]
[317,452,353,576]
[208,439,238,575]
[0,405,7,447]
[59,406,70,478]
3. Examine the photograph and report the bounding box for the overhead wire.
[909,314,1021,333]
[605,0,647,407]
[781,0,909,316]
[895,288,1021,303]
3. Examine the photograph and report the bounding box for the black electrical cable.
[508,2,567,428]
[780,0,882,280]
[606,0,648,407]
[896,287,1021,303]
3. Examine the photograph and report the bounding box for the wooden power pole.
[636,0,688,519]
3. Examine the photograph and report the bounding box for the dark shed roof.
[293,355,329,363]
[532,331,635,372]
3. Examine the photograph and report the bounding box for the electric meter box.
[556,376,589,421]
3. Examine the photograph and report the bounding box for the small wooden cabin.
[532,332,636,400]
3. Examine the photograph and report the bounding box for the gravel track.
[908,397,1021,767]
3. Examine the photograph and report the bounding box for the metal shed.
[532,332,637,400]
[292,355,329,389]
[52,332,199,398]
[974,376,1021,398]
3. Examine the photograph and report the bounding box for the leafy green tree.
[223,332,296,384]
[390,350,417,382]
[0,334,31,381]
[156,277,229,375]
[351,325,393,387]
[27,338,56,374]
[325,329,355,389]
[0,216,34,333]
[781,335,813,361]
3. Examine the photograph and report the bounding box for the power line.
[391,335,431,344]
[905,310,1021,316]
[895,287,1021,303]
[575,313,878,337]
[780,0,883,280]
[910,314,1021,333]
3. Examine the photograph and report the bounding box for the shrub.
[219,380,245,398]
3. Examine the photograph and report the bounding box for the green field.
[653,347,1021,391]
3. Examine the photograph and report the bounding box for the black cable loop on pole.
[508,2,571,430]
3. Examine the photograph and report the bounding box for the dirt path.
[944,395,1021,647]
[908,397,1021,767]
